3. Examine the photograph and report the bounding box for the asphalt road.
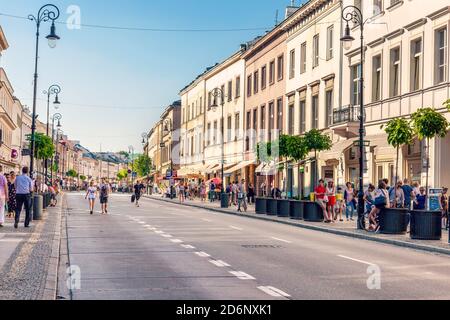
[61,192,450,300]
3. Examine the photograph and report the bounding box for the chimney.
[285,0,299,19]
[240,43,247,51]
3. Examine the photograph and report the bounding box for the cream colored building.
[334,0,450,189]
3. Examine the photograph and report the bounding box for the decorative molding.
[308,80,320,87]
[385,28,405,40]
[404,18,428,31]
[427,6,450,21]
[286,90,296,97]
[296,85,307,92]
[345,46,368,58]
[386,0,404,12]
[321,73,335,81]
[367,37,386,48]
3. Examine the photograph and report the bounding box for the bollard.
[42,193,48,210]
[33,195,44,220]
[220,193,229,209]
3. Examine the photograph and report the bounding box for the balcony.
[331,105,360,138]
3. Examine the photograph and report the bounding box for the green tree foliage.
[383,118,414,186]
[66,169,78,178]
[26,133,55,160]
[117,169,128,181]
[133,154,152,177]
[79,175,87,181]
[304,129,332,187]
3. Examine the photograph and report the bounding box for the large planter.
[267,198,278,216]
[277,199,290,218]
[289,200,304,220]
[303,201,324,222]
[255,198,267,214]
[379,208,408,235]
[410,210,442,240]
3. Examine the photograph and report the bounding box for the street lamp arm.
[342,5,363,27]
[28,4,60,26]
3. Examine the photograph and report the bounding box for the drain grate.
[242,245,283,249]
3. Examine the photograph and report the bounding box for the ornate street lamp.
[43,84,61,183]
[28,4,61,179]
[50,113,62,184]
[341,5,368,230]
[210,87,228,208]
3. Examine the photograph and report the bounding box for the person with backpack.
[368,181,390,232]
[99,178,111,215]
[134,180,145,207]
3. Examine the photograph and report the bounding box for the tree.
[26,133,55,160]
[304,129,332,188]
[133,154,151,177]
[383,118,414,187]
[66,169,78,178]
[79,175,87,182]
[411,107,449,208]
[117,169,128,181]
[256,141,273,163]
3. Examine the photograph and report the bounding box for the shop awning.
[320,138,357,162]
[224,160,255,174]
[205,164,219,174]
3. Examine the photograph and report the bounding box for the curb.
[145,195,450,257]
[42,197,63,300]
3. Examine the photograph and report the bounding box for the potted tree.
[303,129,332,222]
[380,118,413,234]
[255,141,272,214]
[410,107,449,240]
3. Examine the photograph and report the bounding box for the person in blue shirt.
[402,179,414,209]
[414,187,427,210]
[14,167,33,229]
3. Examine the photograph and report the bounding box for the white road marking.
[138,221,145,224]
[170,239,183,244]
[229,271,255,280]
[161,234,173,238]
[338,255,375,266]
[202,219,212,222]
[209,260,231,268]
[271,237,292,244]
[155,231,164,234]
[144,225,152,228]
[181,244,196,249]
[195,252,211,258]
[258,286,291,298]
[229,226,243,231]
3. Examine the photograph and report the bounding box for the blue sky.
[0,0,298,152]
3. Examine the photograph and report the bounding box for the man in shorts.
[99,178,111,214]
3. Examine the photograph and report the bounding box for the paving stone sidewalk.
[0,197,62,300]
[145,194,450,256]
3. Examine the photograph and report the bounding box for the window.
[235,76,241,98]
[207,123,211,146]
[269,102,275,141]
[208,92,212,109]
[261,65,267,90]
[213,121,217,145]
[269,60,275,84]
[410,38,422,91]
[373,0,382,15]
[289,49,296,79]
[313,34,319,68]
[435,27,448,84]
[325,90,333,127]
[300,42,307,74]
[246,111,251,151]
[390,0,400,6]
[187,105,190,121]
[254,70,259,94]
[235,113,240,140]
[326,26,334,60]
[299,100,306,134]
[260,105,266,130]
[277,98,283,133]
[227,116,232,142]
[390,47,400,97]
[228,80,233,101]
[221,85,225,105]
[253,108,258,145]
[288,102,294,135]
[312,95,319,129]
[200,97,203,114]
[277,55,284,81]
[247,74,252,97]
[372,55,382,102]
[352,64,361,105]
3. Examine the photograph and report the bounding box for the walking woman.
[344,182,356,222]
[326,181,336,223]
[200,181,207,202]
[178,182,185,203]
[85,181,97,215]
[7,172,17,219]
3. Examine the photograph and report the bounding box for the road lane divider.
[257,286,291,298]
[338,255,375,266]
[229,226,243,231]
[229,271,255,280]
[195,252,211,258]
[271,237,292,244]
[170,239,183,244]
[209,260,231,268]
[181,244,196,249]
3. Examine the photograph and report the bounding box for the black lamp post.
[210,87,228,208]
[44,84,61,184]
[51,113,62,184]
[129,145,135,186]
[28,4,61,179]
[341,5,367,230]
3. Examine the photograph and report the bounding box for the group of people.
[0,166,59,229]
[314,178,443,232]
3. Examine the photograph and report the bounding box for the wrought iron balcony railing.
[333,105,359,125]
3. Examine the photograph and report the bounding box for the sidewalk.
[145,194,450,256]
[0,196,63,300]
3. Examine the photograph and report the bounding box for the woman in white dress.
[85,181,98,215]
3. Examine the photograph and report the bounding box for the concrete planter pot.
[277,199,290,218]
[267,198,278,216]
[410,210,442,240]
[379,208,408,235]
[255,198,268,214]
[303,201,324,222]
[289,200,304,220]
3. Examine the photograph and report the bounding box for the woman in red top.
[315,179,330,223]
[326,181,337,222]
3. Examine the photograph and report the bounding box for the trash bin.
[33,194,44,220]
[220,193,229,208]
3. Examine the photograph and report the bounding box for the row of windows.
[206,112,241,146]
[352,27,448,105]
[247,55,284,97]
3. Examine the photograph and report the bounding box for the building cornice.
[0,27,9,51]
[404,18,428,31]
[385,28,405,40]
[427,6,450,21]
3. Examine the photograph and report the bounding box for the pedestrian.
[200,181,206,202]
[344,182,356,222]
[134,180,145,207]
[368,181,390,232]
[237,179,248,213]
[335,187,344,222]
[99,178,111,215]
[6,172,16,219]
[260,181,266,197]
[85,181,97,215]
[232,181,238,206]
[315,179,330,223]
[326,181,336,222]
[14,167,32,229]
[247,183,255,205]
[441,187,449,230]
[0,166,8,228]
[402,179,414,210]
[391,181,405,208]
[364,184,376,217]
